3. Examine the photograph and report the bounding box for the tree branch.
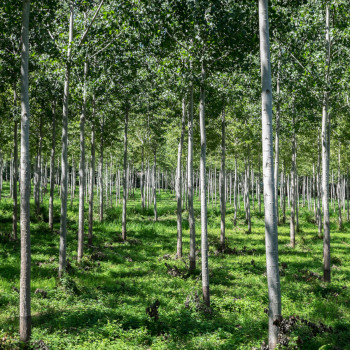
[78,0,104,46]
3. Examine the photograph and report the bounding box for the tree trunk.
[88,117,95,246]
[176,98,185,257]
[258,0,282,347]
[220,108,226,250]
[290,114,296,248]
[122,106,128,241]
[322,3,331,283]
[59,4,74,278]
[274,56,280,222]
[337,145,342,230]
[153,149,157,221]
[99,136,104,222]
[49,102,56,230]
[77,61,87,262]
[245,163,251,234]
[141,145,145,210]
[234,157,238,226]
[19,0,31,342]
[188,83,196,272]
[13,114,18,239]
[199,62,210,306]
[34,117,42,214]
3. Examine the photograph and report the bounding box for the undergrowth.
[0,183,350,349]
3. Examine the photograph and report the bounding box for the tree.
[258,0,282,347]
[322,2,331,283]
[19,0,31,342]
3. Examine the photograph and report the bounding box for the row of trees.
[1,0,350,348]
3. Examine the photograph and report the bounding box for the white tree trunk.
[77,60,87,262]
[122,106,128,240]
[153,149,157,221]
[220,109,226,249]
[199,62,210,306]
[49,102,56,230]
[258,0,282,347]
[176,98,185,257]
[19,0,31,342]
[88,120,95,246]
[188,84,196,271]
[322,3,331,283]
[59,4,74,277]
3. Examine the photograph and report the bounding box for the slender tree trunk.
[296,175,299,232]
[13,115,18,240]
[141,145,145,210]
[34,117,42,214]
[290,115,296,248]
[77,61,87,262]
[71,158,75,207]
[220,108,226,250]
[188,83,196,271]
[199,62,210,306]
[317,135,322,237]
[258,161,262,214]
[274,59,280,223]
[347,173,349,222]
[258,0,282,347]
[49,102,56,230]
[234,157,238,226]
[337,145,342,230]
[19,0,31,342]
[122,106,128,241]
[245,163,251,234]
[176,98,186,257]
[99,132,104,222]
[88,118,95,246]
[322,3,331,283]
[153,149,157,221]
[59,4,74,278]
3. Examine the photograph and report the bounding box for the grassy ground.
[0,182,350,349]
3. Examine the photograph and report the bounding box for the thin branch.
[90,33,122,58]
[275,38,324,86]
[78,0,104,46]
[165,29,192,55]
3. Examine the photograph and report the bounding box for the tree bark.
[153,148,157,221]
[99,130,104,222]
[322,3,331,283]
[176,98,186,257]
[13,109,18,240]
[59,3,74,278]
[234,157,238,226]
[337,145,342,230]
[188,83,196,272]
[88,107,95,246]
[199,62,210,306]
[220,108,226,250]
[141,145,145,210]
[77,60,88,262]
[19,0,31,342]
[274,54,281,224]
[290,115,296,248]
[122,106,128,240]
[49,102,56,231]
[258,0,282,347]
[34,117,42,214]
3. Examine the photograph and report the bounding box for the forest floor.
[0,184,350,349]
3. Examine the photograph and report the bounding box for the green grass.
[0,182,350,349]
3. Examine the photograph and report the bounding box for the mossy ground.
[0,182,350,349]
